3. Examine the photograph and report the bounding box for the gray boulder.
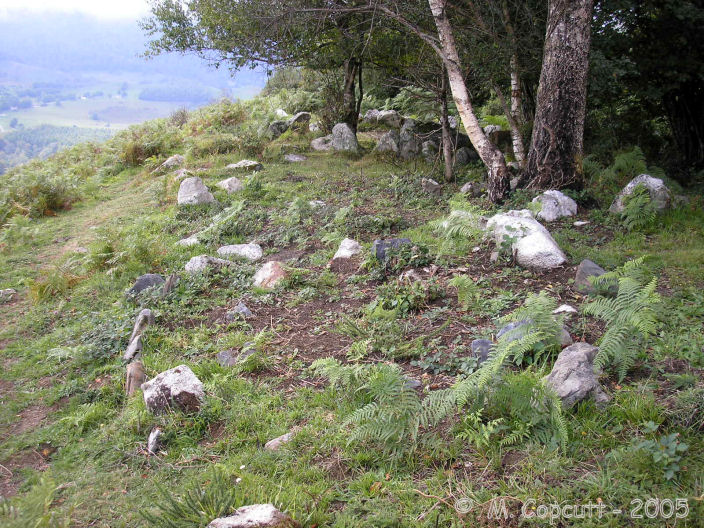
[185,255,236,274]
[485,210,567,270]
[227,160,264,172]
[372,238,412,262]
[217,177,244,194]
[126,274,164,298]
[532,190,578,222]
[153,154,185,174]
[421,178,441,195]
[377,109,402,128]
[178,177,216,206]
[286,112,311,128]
[332,238,363,260]
[284,154,307,163]
[207,504,295,528]
[574,259,607,294]
[311,135,333,151]
[421,140,439,162]
[217,243,263,261]
[460,181,486,198]
[610,174,671,214]
[375,130,400,154]
[364,109,381,122]
[544,343,610,408]
[268,120,289,139]
[454,146,476,167]
[142,365,205,414]
[399,119,421,160]
[332,123,359,153]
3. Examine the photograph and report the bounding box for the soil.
[0,449,50,498]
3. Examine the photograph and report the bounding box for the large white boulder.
[208,504,295,528]
[142,365,205,414]
[217,243,263,261]
[609,174,671,213]
[486,210,567,270]
[177,177,215,206]
[532,190,578,222]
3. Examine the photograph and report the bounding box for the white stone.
[377,109,402,128]
[207,504,294,528]
[185,255,236,274]
[274,108,289,118]
[309,200,326,209]
[142,365,205,414]
[177,177,215,206]
[553,304,578,315]
[217,177,244,193]
[177,236,200,247]
[227,160,263,172]
[532,190,578,222]
[147,427,162,455]
[217,243,263,261]
[253,261,287,289]
[264,432,294,451]
[610,174,671,213]
[333,238,363,260]
[573,221,590,227]
[153,154,185,173]
[284,154,307,163]
[545,343,610,408]
[311,135,333,151]
[486,210,567,270]
[331,123,359,153]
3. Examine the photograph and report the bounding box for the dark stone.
[217,342,256,367]
[126,274,164,298]
[470,339,493,365]
[497,320,531,342]
[226,302,253,320]
[575,259,607,294]
[268,120,289,139]
[404,378,422,390]
[372,238,412,262]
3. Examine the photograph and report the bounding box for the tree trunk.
[440,71,454,182]
[342,58,361,132]
[427,0,509,202]
[492,79,526,167]
[524,0,594,190]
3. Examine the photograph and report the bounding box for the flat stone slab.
[217,243,263,261]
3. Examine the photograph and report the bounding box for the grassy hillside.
[0,97,703,527]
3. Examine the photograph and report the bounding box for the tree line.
[143,0,704,202]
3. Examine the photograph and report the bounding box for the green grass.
[1,99,703,527]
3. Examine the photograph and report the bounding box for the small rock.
[404,378,422,390]
[227,160,264,172]
[559,328,573,348]
[217,344,256,367]
[0,288,17,303]
[284,154,307,163]
[421,178,441,195]
[332,238,363,260]
[371,238,412,262]
[253,261,287,289]
[532,190,578,222]
[364,109,381,122]
[264,432,294,451]
[185,255,236,274]
[123,334,143,363]
[454,146,476,167]
[309,122,321,133]
[331,123,359,153]
[553,304,578,315]
[470,339,493,366]
[125,360,146,396]
[274,108,289,118]
[142,365,205,414]
[147,427,162,455]
[544,343,610,408]
[573,221,590,227]
[377,109,402,128]
[490,250,500,263]
[399,119,420,160]
[126,274,165,298]
[207,504,296,528]
[129,308,155,344]
[177,236,200,247]
[460,181,486,198]
[178,177,216,206]
[268,120,289,139]
[610,174,671,214]
[421,140,439,162]
[217,177,244,194]
[172,168,193,180]
[286,112,311,128]
[153,154,185,174]
[311,135,333,151]
[226,302,253,320]
[161,273,179,297]
[574,259,607,294]
[217,243,264,261]
[309,200,326,209]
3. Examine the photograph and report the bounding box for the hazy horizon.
[0,1,150,20]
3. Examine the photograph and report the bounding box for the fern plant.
[583,258,661,381]
[422,292,564,432]
[620,184,658,231]
[140,469,241,528]
[448,274,481,311]
[311,359,422,458]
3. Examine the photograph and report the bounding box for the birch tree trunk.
[427,0,509,202]
[440,71,454,182]
[524,0,594,189]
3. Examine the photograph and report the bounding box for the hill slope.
[0,98,703,527]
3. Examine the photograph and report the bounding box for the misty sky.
[0,0,150,19]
